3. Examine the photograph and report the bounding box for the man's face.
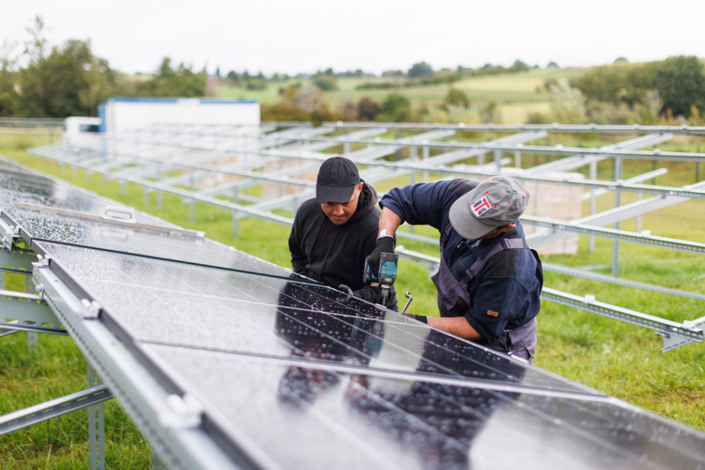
[320,183,363,225]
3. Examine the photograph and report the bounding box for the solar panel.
[2,157,705,469]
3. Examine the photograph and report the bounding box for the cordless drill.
[363,252,398,307]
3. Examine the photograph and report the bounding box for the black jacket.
[289,182,398,310]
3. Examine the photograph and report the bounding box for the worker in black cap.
[288,156,398,310]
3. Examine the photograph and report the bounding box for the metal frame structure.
[0,215,112,469]
[26,121,705,352]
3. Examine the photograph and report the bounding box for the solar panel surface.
[2,157,704,470]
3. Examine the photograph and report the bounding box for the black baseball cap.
[315,156,361,203]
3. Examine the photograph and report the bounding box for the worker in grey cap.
[289,156,397,310]
[367,175,543,362]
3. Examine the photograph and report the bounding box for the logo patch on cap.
[471,196,492,217]
[487,309,499,317]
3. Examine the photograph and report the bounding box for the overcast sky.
[3,0,704,76]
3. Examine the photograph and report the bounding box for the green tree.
[444,88,470,109]
[571,61,659,107]
[510,59,529,73]
[135,58,205,97]
[17,39,118,117]
[408,62,433,79]
[378,93,412,122]
[655,56,705,118]
[226,70,239,83]
[0,42,19,117]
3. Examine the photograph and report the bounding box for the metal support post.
[409,145,417,185]
[88,362,106,470]
[25,273,37,350]
[589,161,597,253]
[422,141,429,182]
[153,449,168,469]
[612,157,622,277]
[143,187,149,206]
[119,180,126,196]
[636,192,643,232]
[515,150,521,169]
[494,149,502,171]
[189,176,196,223]
[232,190,239,238]
[157,190,163,209]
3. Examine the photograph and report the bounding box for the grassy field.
[214,68,585,123]
[1,131,704,467]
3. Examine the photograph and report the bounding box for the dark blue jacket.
[380,179,543,342]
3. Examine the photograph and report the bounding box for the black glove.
[404,313,428,324]
[364,236,395,283]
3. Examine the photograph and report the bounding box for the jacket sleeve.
[288,209,307,275]
[379,180,457,231]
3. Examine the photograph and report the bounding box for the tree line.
[0,17,205,118]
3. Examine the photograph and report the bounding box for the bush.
[355,81,397,90]
[480,100,501,123]
[313,75,338,91]
[377,93,412,122]
[655,56,705,118]
[357,97,380,121]
[245,79,267,91]
[260,103,311,122]
[526,111,550,124]
[443,88,471,109]
[549,83,586,124]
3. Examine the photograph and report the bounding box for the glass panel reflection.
[37,241,592,393]
[145,345,705,470]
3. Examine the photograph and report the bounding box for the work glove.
[364,236,395,283]
[404,313,428,324]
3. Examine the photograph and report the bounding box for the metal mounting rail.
[0,385,112,436]
[279,135,705,162]
[521,216,705,255]
[0,287,68,335]
[27,148,295,227]
[541,262,705,302]
[31,142,705,201]
[32,258,275,470]
[541,287,704,352]
[319,121,705,136]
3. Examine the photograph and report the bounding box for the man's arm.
[378,206,402,239]
[288,212,307,274]
[427,316,483,340]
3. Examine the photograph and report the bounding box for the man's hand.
[404,313,428,324]
[364,236,395,283]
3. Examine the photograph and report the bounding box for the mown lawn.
[0,130,704,467]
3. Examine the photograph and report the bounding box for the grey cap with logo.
[449,175,530,240]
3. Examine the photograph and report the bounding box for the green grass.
[1,131,705,466]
